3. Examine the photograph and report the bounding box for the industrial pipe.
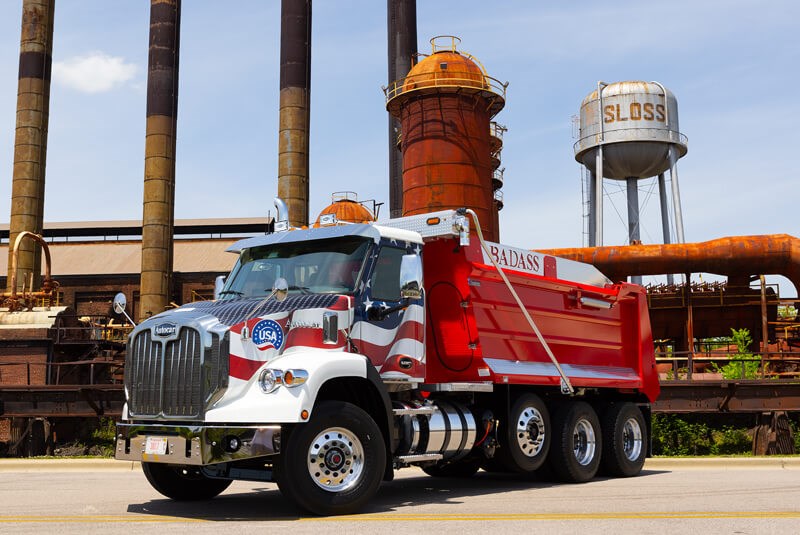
[139,0,181,320]
[1,231,58,312]
[539,234,800,295]
[7,0,55,293]
[6,231,51,297]
[278,0,311,228]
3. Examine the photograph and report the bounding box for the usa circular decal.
[251,319,284,351]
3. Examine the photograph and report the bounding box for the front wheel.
[546,401,602,483]
[275,401,386,515]
[141,463,232,500]
[600,403,647,477]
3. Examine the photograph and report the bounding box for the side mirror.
[273,277,289,302]
[399,254,423,300]
[112,292,127,314]
[213,275,226,300]
[112,292,136,327]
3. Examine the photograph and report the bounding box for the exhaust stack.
[6,0,55,293]
[278,0,311,228]
[139,0,181,320]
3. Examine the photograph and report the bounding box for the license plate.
[144,436,169,455]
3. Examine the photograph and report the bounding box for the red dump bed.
[422,237,660,402]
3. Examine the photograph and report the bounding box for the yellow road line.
[2,511,800,523]
[305,511,800,522]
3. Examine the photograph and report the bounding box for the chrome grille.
[126,326,227,419]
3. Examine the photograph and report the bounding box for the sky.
[0,1,798,295]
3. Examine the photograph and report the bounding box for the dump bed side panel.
[422,238,659,401]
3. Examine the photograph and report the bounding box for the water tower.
[574,81,688,268]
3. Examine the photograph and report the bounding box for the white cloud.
[53,52,137,93]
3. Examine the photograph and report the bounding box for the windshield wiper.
[217,290,244,297]
[287,285,310,294]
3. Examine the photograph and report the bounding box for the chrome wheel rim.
[622,417,643,462]
[307,427,364,492]
[515,406,546,457]
[572,418,597,466]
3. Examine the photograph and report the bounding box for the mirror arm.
[369,298,410,321]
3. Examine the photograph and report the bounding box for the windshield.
[220,236,372,299]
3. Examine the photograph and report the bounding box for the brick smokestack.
[139,0,180,320]
[387,0,417,219]
[278,0,311,228]
[6,0,55,292]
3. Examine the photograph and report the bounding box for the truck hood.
[185,294,344,327]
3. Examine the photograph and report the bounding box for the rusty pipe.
[7,0,55,293]
[7,231,51,298]
[539,234,800,294]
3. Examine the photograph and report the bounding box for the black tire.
[546,401,602,483]
[141,463,232,501]
[275,401,386,515]
[497,393,550,473]
[422,458,481,478]
[600,403,647,477]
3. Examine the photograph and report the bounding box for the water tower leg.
[626,177,642,285]
[594,147,604,246]
[588,169,596,247]
[668,146,686,243]
[658,172,674,285]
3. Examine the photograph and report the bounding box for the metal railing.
[655,349,800,381]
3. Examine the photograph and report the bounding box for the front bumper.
[115,422,281,466]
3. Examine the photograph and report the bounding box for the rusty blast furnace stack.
[278,0,312,228]
[386,36,506,242]
[139,0,181,320]
[6,0,55,292]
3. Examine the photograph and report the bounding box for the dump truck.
[115,206,659,515]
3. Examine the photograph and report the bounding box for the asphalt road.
[0,458,799,534]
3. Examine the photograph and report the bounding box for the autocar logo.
[154,323,178,337]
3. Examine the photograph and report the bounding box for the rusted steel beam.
[539,235,800,295]
[653,380,800,413]
[0,385,124,417]
[278,0,311,228]
[7,0,55,293]
[140,0,181,321]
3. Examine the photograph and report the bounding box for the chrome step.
[395,453,443,464]
[392,406,436,416]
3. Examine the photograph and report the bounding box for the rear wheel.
[600,403,647,477]
[547,401,601,483]
[275,401,386,515]
[142,463,232,500]
[497,393,551,473]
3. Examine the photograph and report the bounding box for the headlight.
[258,369,283,393]
[258,368,308,393]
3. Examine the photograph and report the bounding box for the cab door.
[352,243,425,381]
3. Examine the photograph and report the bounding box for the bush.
[719,328,761,380]
[652,414,752,456]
